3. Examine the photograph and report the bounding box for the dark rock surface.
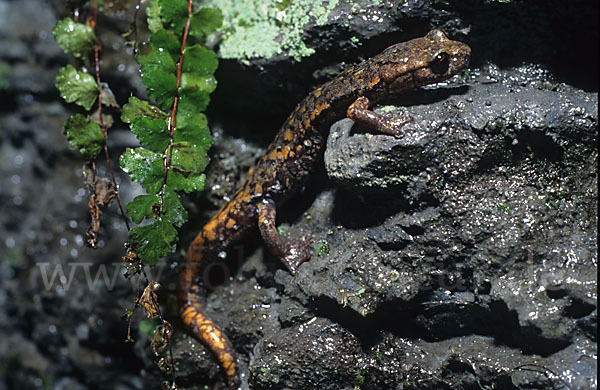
[0,1,596,390]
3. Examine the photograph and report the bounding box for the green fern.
[53,0,223,267]
[120,0,223,266]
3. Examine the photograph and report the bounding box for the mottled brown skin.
[180,30,470,389]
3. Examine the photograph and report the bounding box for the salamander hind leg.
[257,198,313,274]
[347,96,412,136]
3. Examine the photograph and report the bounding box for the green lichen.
[201,0,339,61]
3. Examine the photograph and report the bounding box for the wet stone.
[250,317,364,389]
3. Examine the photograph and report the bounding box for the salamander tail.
[179,240,240,389]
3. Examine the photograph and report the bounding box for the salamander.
[179,29,470,389]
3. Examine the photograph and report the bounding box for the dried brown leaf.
[90,109,114,129]
[85,193,102,248]
[139,281,160,319]
[156,357,173,374]
[160,380,178,390]
[82,163,115,248]
[122,245,142,278]
[99,82,119,108]
[94,179,116,207]
[151,320,173,355]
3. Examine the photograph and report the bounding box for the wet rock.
[250,317,363,389]
[0,335,55,389]
[167,334,224,389]
[324,68,597,198]
[0,0,61,62]
[360,334,596,390]
[577,310,597,342]
[198,125,266,211]
[210,277,282,353]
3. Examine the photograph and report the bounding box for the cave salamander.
[179,29,470,388]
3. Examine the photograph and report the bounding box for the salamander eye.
[430,52,450,74]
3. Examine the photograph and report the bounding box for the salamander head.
[378,29,471,93]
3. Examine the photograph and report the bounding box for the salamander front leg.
[347,96,412,136]
[257,198,312,275]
